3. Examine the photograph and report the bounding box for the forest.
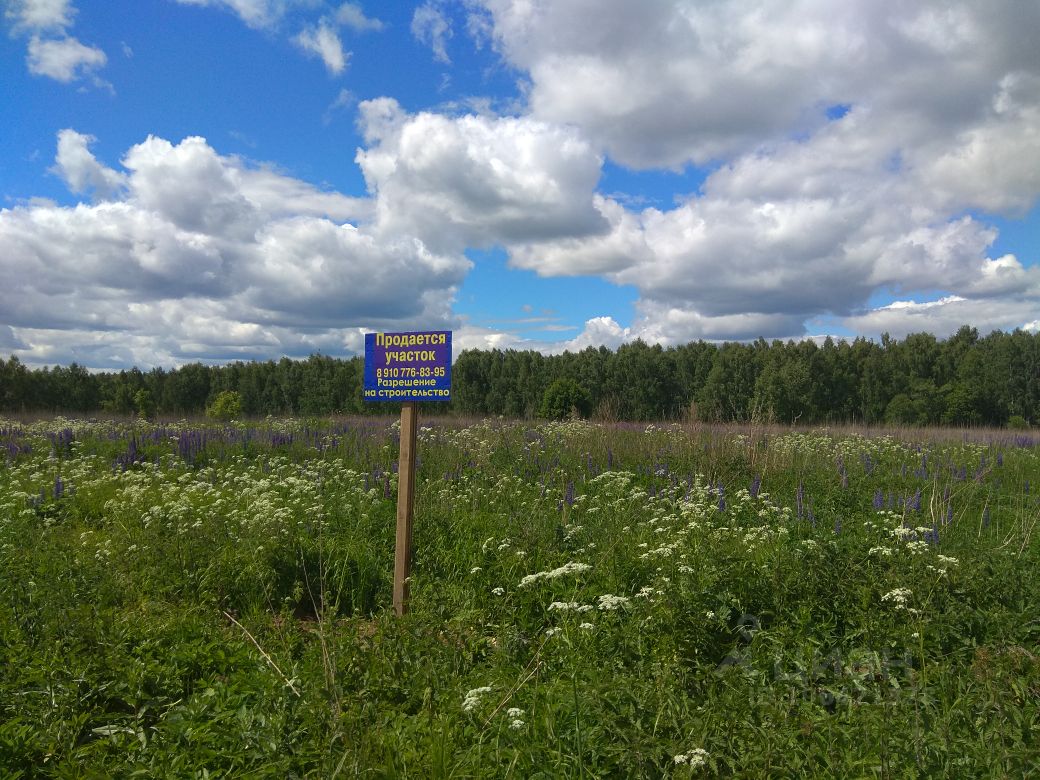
[0,326,1037,426]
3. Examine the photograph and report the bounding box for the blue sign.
[363,330,451,402]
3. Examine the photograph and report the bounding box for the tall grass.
[1,416,1037,776]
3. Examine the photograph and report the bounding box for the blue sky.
[1,0,1038,369]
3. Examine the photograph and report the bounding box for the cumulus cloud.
[476,0,1040,170]
[450,1,1040,344]
[0,131,465,367]
[294,21,348,75]
[355,98,608,252]
[504,113,1039,343]
[843,295,1040,340]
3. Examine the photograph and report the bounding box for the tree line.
[1,326,1037,426]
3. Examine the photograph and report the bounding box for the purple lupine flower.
[833,517,841,535]
[982,506,990,527]
[1025,480,1031,495]
[796,481,805,519]
[53,474,64,500]
[909,489,921,512]
[945,504,953,525]
[863,454,875,476]
[716,482,726,513]
[807,504,816,528]
[873,489,884,510]
[565,481,575,506]
[749,474,762,499]
[606,448,613,470]
[383,474,392,499]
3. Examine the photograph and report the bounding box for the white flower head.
[462,686,493,713]
[881,587,913,610]
[597,594,630,611]
[674,748,709,768]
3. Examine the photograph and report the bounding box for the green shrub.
[206,390,242,421]
[540,378,590,419]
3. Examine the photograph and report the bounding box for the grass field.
[1,416,1038,777]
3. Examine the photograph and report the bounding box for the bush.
[540,378,590,419]
[1008,415,1030,430]
[206,390,242,422]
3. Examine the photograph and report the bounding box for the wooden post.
[394,402,419,616]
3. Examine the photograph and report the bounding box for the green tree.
[134,389,157,420]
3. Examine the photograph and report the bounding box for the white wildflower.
[491,587,505,596]
[519,561,591,588]
[470,566,482,574]
[673,748,709,768]
[549,601,581,612]
[506,707,525,730]
[462,686,492,712]
[597,594,630,611]
[881,588,912,609]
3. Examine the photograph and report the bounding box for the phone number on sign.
[376,366,447,380]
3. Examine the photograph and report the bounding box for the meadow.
[1,415,1038,777]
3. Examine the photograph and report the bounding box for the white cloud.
[554,316,630,352]
[411,2,453,64]
[843,296,1040,340]
[336,2,383,32]
[25,34,105,82]
[916,73,1040,215]
[323,88,354,124]
[476,0,1040,171]
[355,98,607,252]
[7,0,109,84]
[294,21,348,75]
[173,0,287,29]
[0,131,465,367]
[6,0,73,31]
[464,1,1040,345]
[52,130,126,198]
